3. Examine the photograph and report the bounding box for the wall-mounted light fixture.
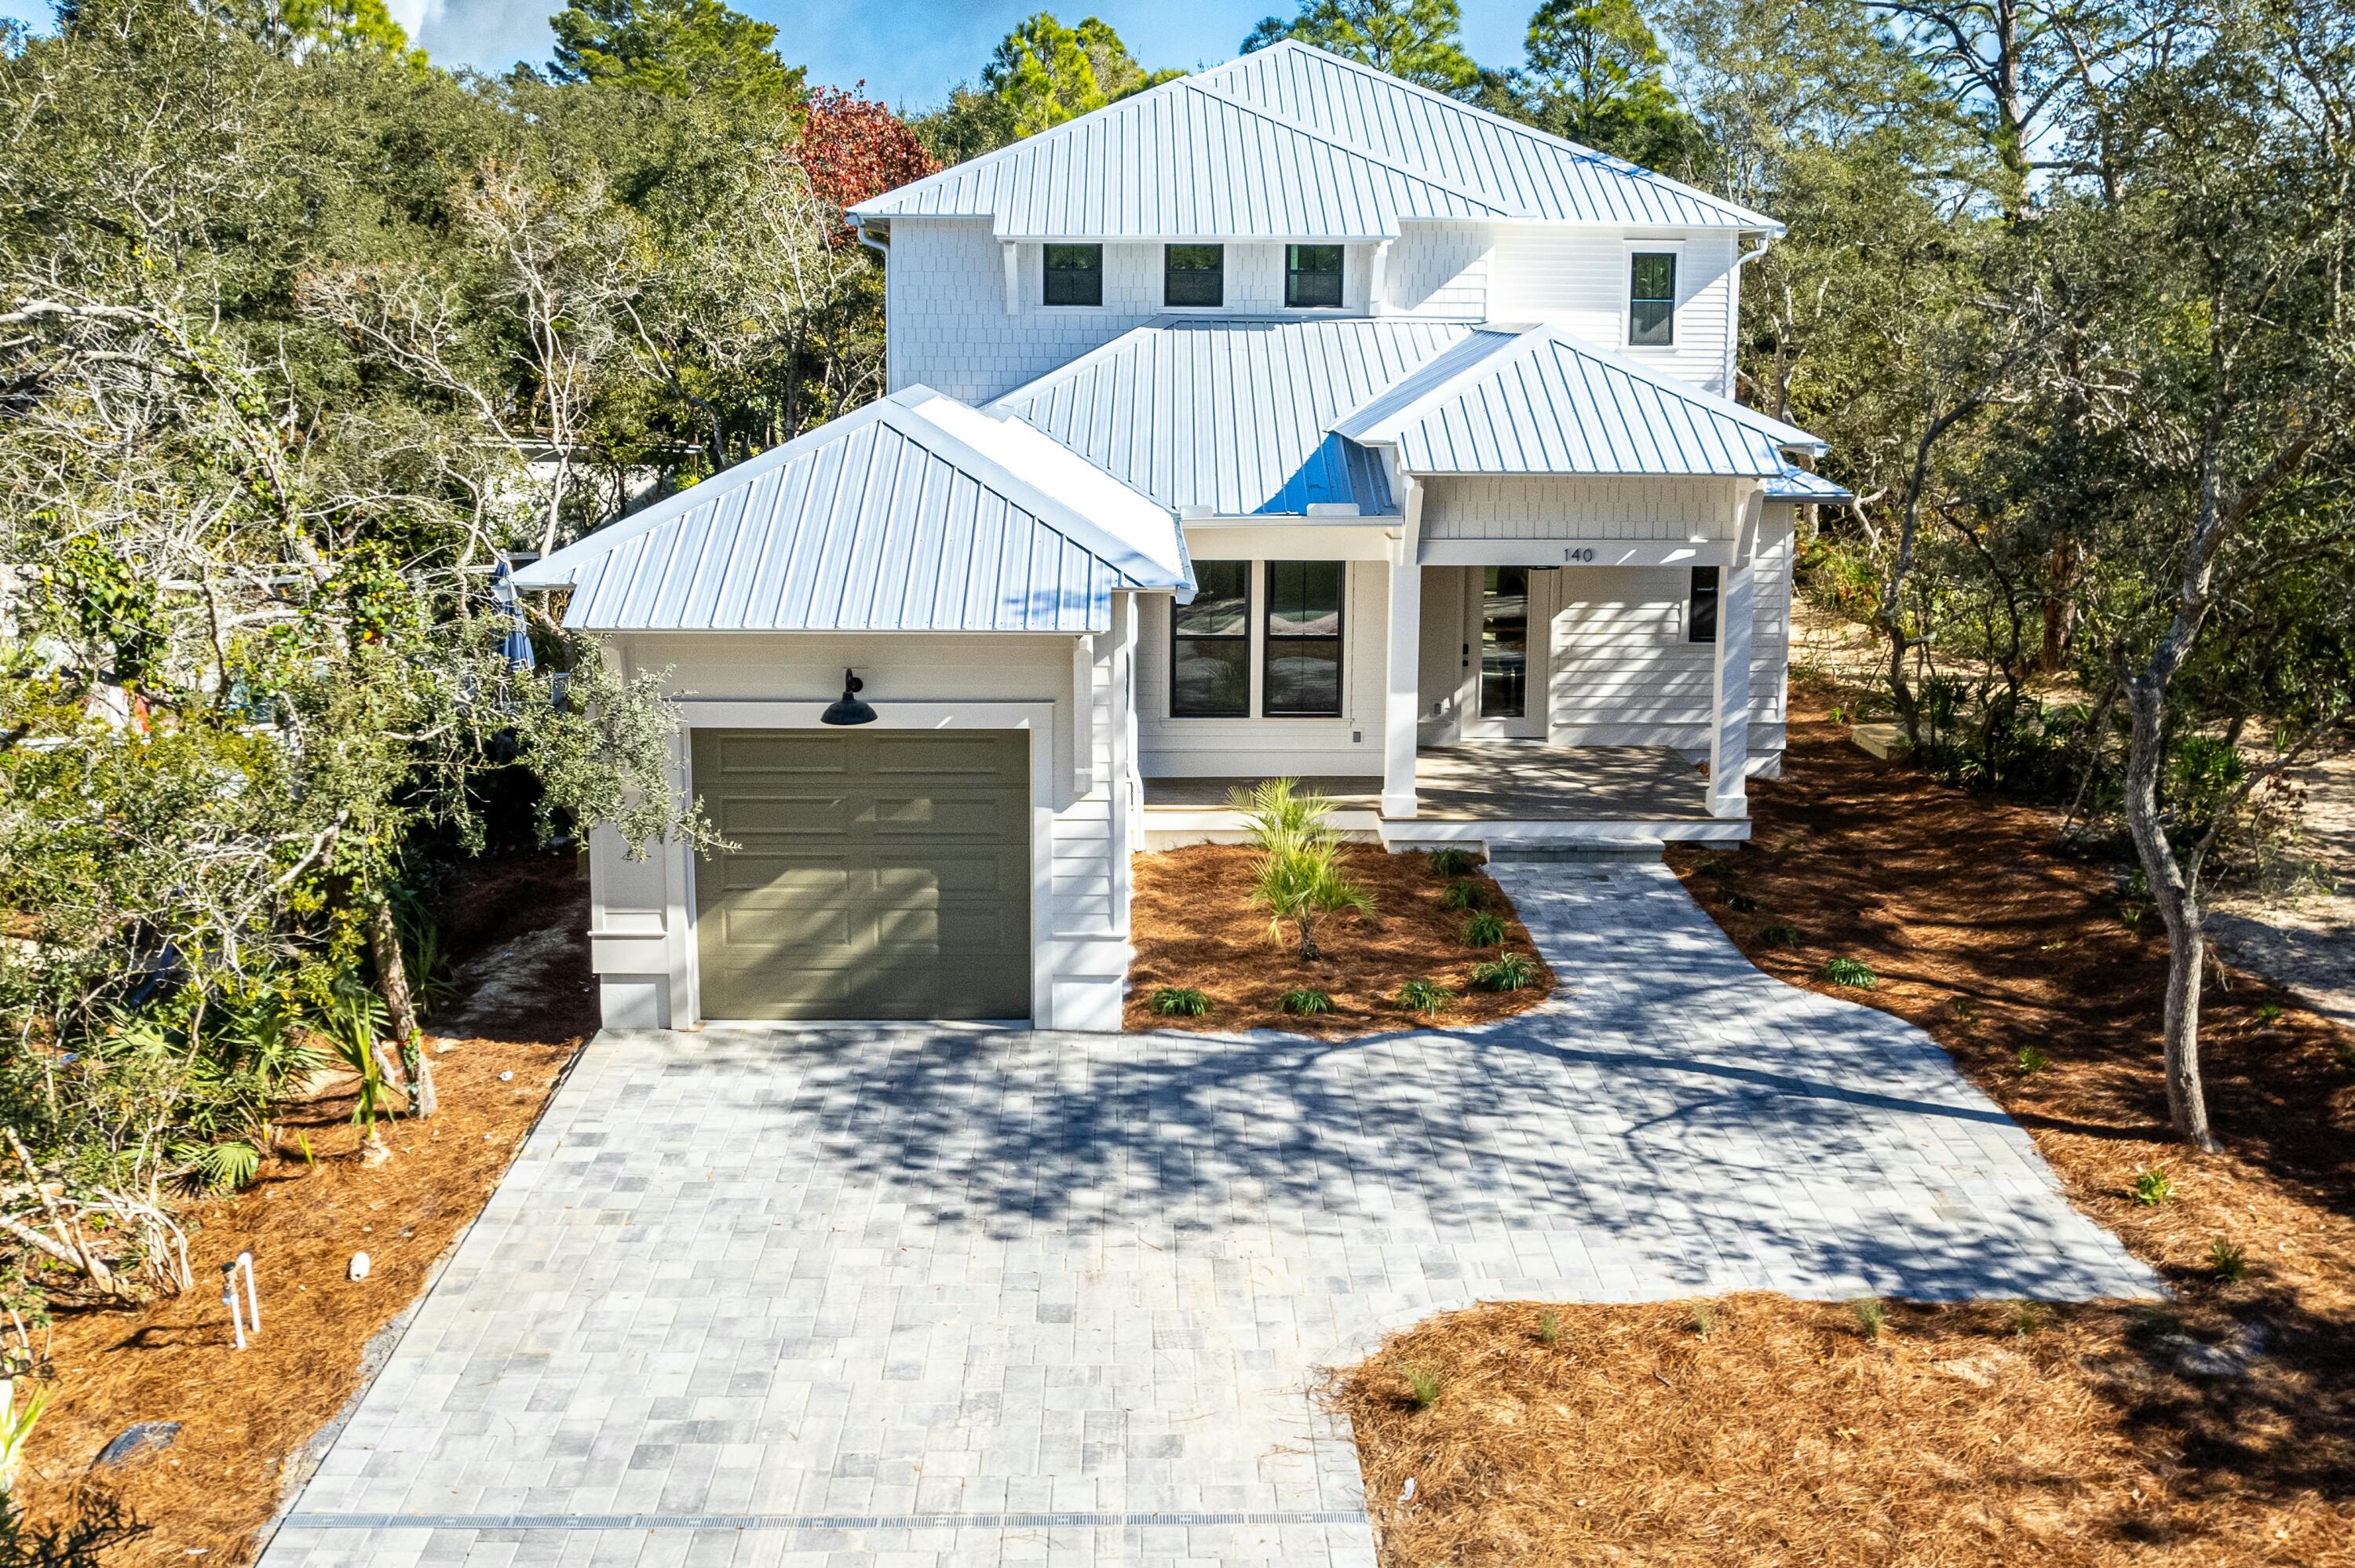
[820,669,877,727]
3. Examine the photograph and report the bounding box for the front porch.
[1139,742,1743,851]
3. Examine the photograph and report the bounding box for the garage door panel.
[692,728,1031,1022]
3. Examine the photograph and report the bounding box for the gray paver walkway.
[261,861,2156,1568]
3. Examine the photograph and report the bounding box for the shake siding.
[1421,476,1747,541]
[1386,224,1491,318]
[1487,228,1740,396]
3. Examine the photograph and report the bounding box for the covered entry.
[691,728,1032,1021]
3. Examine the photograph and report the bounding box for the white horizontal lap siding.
[1420,476,1747,542]
[1136,560,1386,778]
[1488,228,1738,398]
[1048,633,1123,939]
[1387,223,1490,319]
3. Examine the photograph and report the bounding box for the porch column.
[1382,487,1424,819]
[1707,498,1761,819]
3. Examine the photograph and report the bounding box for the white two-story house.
[517,40,1844,1033]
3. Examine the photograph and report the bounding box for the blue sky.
[0,1,1538,111]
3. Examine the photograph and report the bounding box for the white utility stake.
[221,1251,259,1349]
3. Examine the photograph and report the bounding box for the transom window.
[1286,244,1345,309]
[1263,561,1345,717]
[1164,243,1225,308]
[1688,565,1720,643]
[1043,242,1104,308]
[1170,560,1251,717]
[1630,252,1677,346]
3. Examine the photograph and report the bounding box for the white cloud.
[413,0,551,74]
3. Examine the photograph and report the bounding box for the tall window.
[1170,561,1251,717]
[1263,562,1345,717]
[1286,244,1345,309]
[1630,252,1677,345]
[1688,566,1720,643]
[1043,243,1104,307]
[1164,244,1225,308]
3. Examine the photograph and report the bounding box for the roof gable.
[1333,323,1825,478]
[512,388,1188,633]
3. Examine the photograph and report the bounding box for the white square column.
[1382,485,1424,819]
[1707,494,1761,819]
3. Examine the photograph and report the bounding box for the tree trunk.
[1296,915,1322,963]
[2121,675,2219,1151]
[361,889,423,1055]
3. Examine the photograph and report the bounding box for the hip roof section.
[509,388,1189,633]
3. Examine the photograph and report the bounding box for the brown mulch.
[1337,687,2355,1567]
[1126,844,1554,1035]
[11,855,595,1567]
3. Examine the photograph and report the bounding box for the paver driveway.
[263,861,2156,1568]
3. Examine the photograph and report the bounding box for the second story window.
[1286,244,1344,309]
[1043,243,1104,307]
[1630,252,1677,346]
[1165,244,1224,308]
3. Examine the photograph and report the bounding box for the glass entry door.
[1465,567,1547,739]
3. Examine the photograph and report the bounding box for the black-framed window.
[1164,243,1224,308]
[1043,243,1104,307]
[1630,252,1677,345]
[1688,565,1719,644]
[1264,561,1344,717]
[1286,244,1345,309]
[1171,561,1251,717]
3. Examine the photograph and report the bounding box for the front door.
[1462,567,1549,739]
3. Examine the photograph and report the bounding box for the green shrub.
[1470,954,1538,993]
[2210,1240,2248,1282]
[1696,855,1736,880]
[1462,910,1509,947]
[1150,986,1211,1018]
[1404,1368,1442,1408]
[1950,994,1980,1024]
[1233,779,1375,960]
[1428,848,1480,877]
[1759,922,1802,949]
[2016,1046,2050,1075]
[1280,988,1334,1016]
[1850,1298,1886,1339]
[1396,979,1455,1015]
[1689,1301,1720,1338]
[1725,892,1758,913]
[2006,1301,2047,1337]
[1536,1310,1561,1345]
[1820,957,1877,989]
[1439,880,1486,910]
[2132,1167,2174,1206]
[2255,1002,2282,1026]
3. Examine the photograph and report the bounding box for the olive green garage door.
[690,729,1032,1021]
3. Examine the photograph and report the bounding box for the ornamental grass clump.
[1230,778,1374,961]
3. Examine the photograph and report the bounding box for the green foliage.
[1245,0,1477,93]
[1758,922,1801,949]
[2255,1002,2282,1026]
[1481,0,1707,171]
[916,13,1178,160]
[2006,1301,2046,1337]
[549,0,805,99]
[2208,1240,2248,1283]
[1439,879,1486,910]
[1280,988,1335,1016]
[1689,1300,1719,1337]
[1819,957,1876,989]
[2132,1167,2175,1206]
[1427,848,1481,877]
[1724,892,1758,913]
[0,1377,49,1497]
[1849,1298,1886,1339]
[1149,986,1212,1018]
[1235,779,1375,961]
[1462,910,1509,948]
[1404,1366,1443,1408]
[1470,954,1538,992]
[2016,1045,2050,1076]
[1396,979,1455,1014]
[1537,1309,1561,1344]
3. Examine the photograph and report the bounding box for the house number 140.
[1562,547,1596,563]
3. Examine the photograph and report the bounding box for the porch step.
[1484,839,1665,863]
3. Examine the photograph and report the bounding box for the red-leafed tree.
[796,85,937,215]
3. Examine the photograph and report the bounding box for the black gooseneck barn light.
[820,668,877,726]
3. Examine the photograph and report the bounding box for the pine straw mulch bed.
[1336,687,2355,1568]
[11,853,596,1568]
[1125,844,1554,1036]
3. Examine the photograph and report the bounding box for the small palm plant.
[0,1377,48,1497]
[323,984,396,1139]
[1233,778,1374,961]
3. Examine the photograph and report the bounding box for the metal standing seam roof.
[509,388,1189,633]
[849,41,1781,239]
[988,316,1486,516]
[847,76,1509,239]
[1196,42,1782,232]
[1766,465,1855,501]
[1332,323,1827,478]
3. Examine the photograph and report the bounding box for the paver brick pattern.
[261,862,2156,1567]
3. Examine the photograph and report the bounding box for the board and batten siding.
[1135,558,1389,779]
[585,625,1138,1031]
[1486,228,1740,398]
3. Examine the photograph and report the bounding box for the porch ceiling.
[1141,743,1712,822]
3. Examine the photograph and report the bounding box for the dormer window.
[1630,253,1677,346]
[1165,244,1224,308]
[1286,245,1344,309]
[1043,244,1104,308]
